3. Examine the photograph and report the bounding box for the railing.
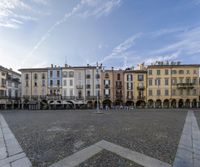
[137,96,145,100]
[86,84,91,89]
[126,96,134,100]
[104,85,110,88]
[116,85,122,89]
[86,96,98,100]
[137,85,145,90]
[62,96,76,100]
[76,96,84,100]
[177,83,194,89]
[76,85,83,89]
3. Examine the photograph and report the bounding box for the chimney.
[51,64,53,68]
[111,67,114,71]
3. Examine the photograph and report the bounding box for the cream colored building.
[124,64,147,108]
[19,68,48,109]
[147,62,200,108]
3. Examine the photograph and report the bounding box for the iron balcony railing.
[177,83,195,89]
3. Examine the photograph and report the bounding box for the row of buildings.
[0,61,200,109]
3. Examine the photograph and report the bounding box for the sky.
[1,0,200,71]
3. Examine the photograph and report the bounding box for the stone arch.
[185,99,190,108]
[171,99,176,108]
[163,99,170,108]
[155,99,162,108]
[136,100,146,108]
[192,99,197,108]
[178,99,184,108]
[147,99,154,108]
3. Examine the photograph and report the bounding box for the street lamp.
[96,62,100,112]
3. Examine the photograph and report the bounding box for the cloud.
[24,0,122,65]
[95,33,142,64]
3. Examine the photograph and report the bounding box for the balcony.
[76,85,83,89]
[126,96,134,100]
[76,96,84,100]
[86,84,91,89]
[86,96,98,100]
[137,85,145,90]
[0,95,8,99]
[47,95,62,100]
[177,83,194,89]
[116,84,122,89]
[104,84,110,88]
[62,96,76,100]
[137,96,145,101]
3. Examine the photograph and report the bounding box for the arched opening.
[147,99,154,108]
[185,99,190,108]
[115,99,123,106]
[171,99,176,108]
[192,99,197,108]
[6,100,12,109]
[126,101,134,106]
[178,99,184,108]
[87,101,93,109]
[40,100,48,110]
[155,99,162,108]
[163,99,170,108]
[23,99,29,109]
[102,99,112,109]
[136,100,146,108]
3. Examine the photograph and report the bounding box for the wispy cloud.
[24,0,122,65]
[0,0,41,29]
[98,33,142,64]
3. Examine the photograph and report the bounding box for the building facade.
[6,61,200,110]
[147,62,200,108]
[0,66,21,109]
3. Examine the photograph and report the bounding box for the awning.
[62,101,72,105]
[49,101,62,105]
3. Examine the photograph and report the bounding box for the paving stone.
[11,157,32,167]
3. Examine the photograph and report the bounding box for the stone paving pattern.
[78,149,142,167]
[2,109,188,167]
[0,114,32,167]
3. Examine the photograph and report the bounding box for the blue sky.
[1,0,200,71]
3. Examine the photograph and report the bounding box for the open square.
[1,109,192,167]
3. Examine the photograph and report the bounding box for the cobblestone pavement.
[1,109,189,167]
[194,110,200,127]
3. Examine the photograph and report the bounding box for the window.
[57,71,60,77]
[193,89,197,95]
[105,73,109,78]
[179,70,184,74]
[179,77,184,83]
[193,78,197,84]
[64,80,67,86]
[104,89,110,95]
[50,71,53,78]
[70,89,73,96]
[63,72,67,78]
[87,90,90,96]
[157,70,161,75]
[34,82,37,87]
[25,81,29,87]
[50,80,53,86]
[172,89,176,96]
[187,89,190,95]
[41,73,45,79]
[149,90,153,96]
[104,80,110,85]
[172,78,177,85]
[70,80,73,86]
[34,73,37,80]
[42,80,45,87]
[117,73,120,80]
[149,79,153,86]
[25,74,29,80]
[127,82,133,90]
[96,74,100,79]
[57,80,60,86]
[194,70,197,74]
[64,90,66,96]
[165,69,169,75]
[180,89,183,96]
[157,90,161,96]
[148,70,152,75]
[187,70,190,74]
[165,90,169,96]
[127,74,132,81]
[69,71,74,77]
[172,70,177,74]
[165,78,169,86]
[138,75,144,81]
[186,78,190,83]
[155,78,161,86]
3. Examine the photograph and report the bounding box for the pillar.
[190,102,192,108]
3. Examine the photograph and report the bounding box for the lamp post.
[96,62,100,112]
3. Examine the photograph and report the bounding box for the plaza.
[0,109,199,167]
